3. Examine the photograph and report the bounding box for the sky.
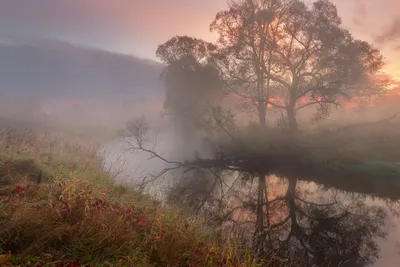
[1,0,400,83]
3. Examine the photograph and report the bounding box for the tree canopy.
[210,0,385,130]
[156,36,222,119]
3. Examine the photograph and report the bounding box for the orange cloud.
[387,87,400,95]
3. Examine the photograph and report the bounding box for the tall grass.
[0,129,259,266]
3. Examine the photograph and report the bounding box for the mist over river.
[102,133,400,267]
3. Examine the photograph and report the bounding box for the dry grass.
[0,129,258,267]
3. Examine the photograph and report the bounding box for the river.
[102,134,400,267]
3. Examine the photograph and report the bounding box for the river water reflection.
[103,139,400,266]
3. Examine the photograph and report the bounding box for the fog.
[1,42,400,266]
[2,0,400,265]
[3,79,399,267]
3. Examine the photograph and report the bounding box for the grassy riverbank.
[0,129,257,266]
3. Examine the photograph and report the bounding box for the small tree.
[156,36,221,122]
[156,36,223,157]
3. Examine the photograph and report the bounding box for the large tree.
[211,0,384,132]
[209,0,385,256]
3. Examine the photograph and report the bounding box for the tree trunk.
[287,178,298,225]
[253,172,266,257]
[258,102,267,129]
[287,105,298,132]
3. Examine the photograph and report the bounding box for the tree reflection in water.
[272,178,386,266]
[191,174,389,266]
